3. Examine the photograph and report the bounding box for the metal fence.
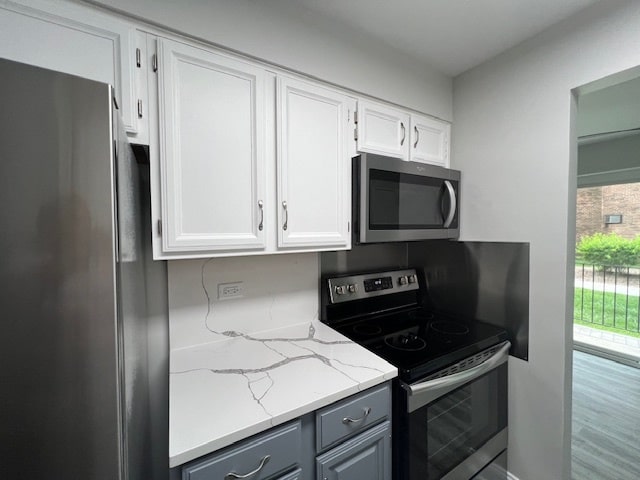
[574,263,640,334]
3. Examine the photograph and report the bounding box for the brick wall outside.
[576,183,640,243]
[576,187,603,241]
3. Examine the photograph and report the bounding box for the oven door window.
[368,168,457,230]
[408,363,507,479]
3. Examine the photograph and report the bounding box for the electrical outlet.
[218,282,244,300]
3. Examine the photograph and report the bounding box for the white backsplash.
[168,253,320,351]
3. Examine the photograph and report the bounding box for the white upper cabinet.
[0,0,140,135]
[356,99,451,167]
[151,39,354,258]
[356,100,411,160]
[410,113,450,167]
[157,38,267,254]
[277,76,354,250]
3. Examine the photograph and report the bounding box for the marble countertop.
[169,320,397,468]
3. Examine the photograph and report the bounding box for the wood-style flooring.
[572,350,640,480]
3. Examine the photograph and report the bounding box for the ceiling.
[261,0,600,76]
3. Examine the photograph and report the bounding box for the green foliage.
[576,233,640,268]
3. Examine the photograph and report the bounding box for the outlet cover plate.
[218,282,244,300]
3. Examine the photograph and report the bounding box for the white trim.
[507,472,520,480]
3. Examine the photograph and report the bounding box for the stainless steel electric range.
[321,268,510,480]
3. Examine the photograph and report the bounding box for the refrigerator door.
[113,102,169,480]
[0,59,123,479]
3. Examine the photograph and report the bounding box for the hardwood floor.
[572,350,640,480]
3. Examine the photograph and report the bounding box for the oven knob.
[408,274,417,284]
[398,276,408,286]
[348,284,357,293]
[335,285,346,295]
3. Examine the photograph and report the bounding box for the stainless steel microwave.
[353,153,460,243]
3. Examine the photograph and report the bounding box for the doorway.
[572,76,640,480]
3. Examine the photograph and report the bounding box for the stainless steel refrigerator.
[0,58,169,479]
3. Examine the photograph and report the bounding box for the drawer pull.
[342,407,371,425]
[224,455,271,479]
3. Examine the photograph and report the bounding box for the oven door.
[354,153,460,243]
[395,341,510,480]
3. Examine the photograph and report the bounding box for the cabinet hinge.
[348,221,350,233]
[354,127,358,142]
[354,110,358,124]
[157,219,162,235]
[136,48,141,68]
[152,54,158,73]
[137,99,143,118]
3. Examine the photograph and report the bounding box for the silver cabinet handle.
[224,455,271,480]
[443,180,457,228]
[342,406,371,424]
[258,200,264,231]
[282,201,288,231]
[400,122,406,146]
[413,126,419,148]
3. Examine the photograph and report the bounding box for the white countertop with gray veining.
[169,319,397,468]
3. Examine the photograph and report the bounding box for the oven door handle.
[401,341,511,411]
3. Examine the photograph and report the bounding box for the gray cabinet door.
[316,421,391,480]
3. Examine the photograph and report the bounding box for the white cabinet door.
[356,99,410,160]
[277,77,354,249]
[410,114,451,167]
[0,0,139,134]
[158,38,267,253]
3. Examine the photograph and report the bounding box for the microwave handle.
[443,180,457,228]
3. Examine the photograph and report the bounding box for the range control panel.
[327,269,419,304]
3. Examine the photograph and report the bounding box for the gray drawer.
[183,421,301,480]
[276,467,302,480]
[315,383,390,451]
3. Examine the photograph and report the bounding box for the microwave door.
[358,155,459,243]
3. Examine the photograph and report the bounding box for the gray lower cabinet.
[315,421,391,480]
[314,383,391,480]
[178,382,391,480]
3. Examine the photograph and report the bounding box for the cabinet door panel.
[158,39,266,252]
[317,421,391,480]
[411,114,450,167]
[277,77,352,249]
[356,100,410,160]
[0,1,138,134]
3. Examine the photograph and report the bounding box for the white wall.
[452,1,640,479]
[90,0,452,120]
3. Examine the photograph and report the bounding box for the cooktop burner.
[322,269,510,383]
[352,324,383,336]
[430,320,470,336]
[384,332,427,351]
